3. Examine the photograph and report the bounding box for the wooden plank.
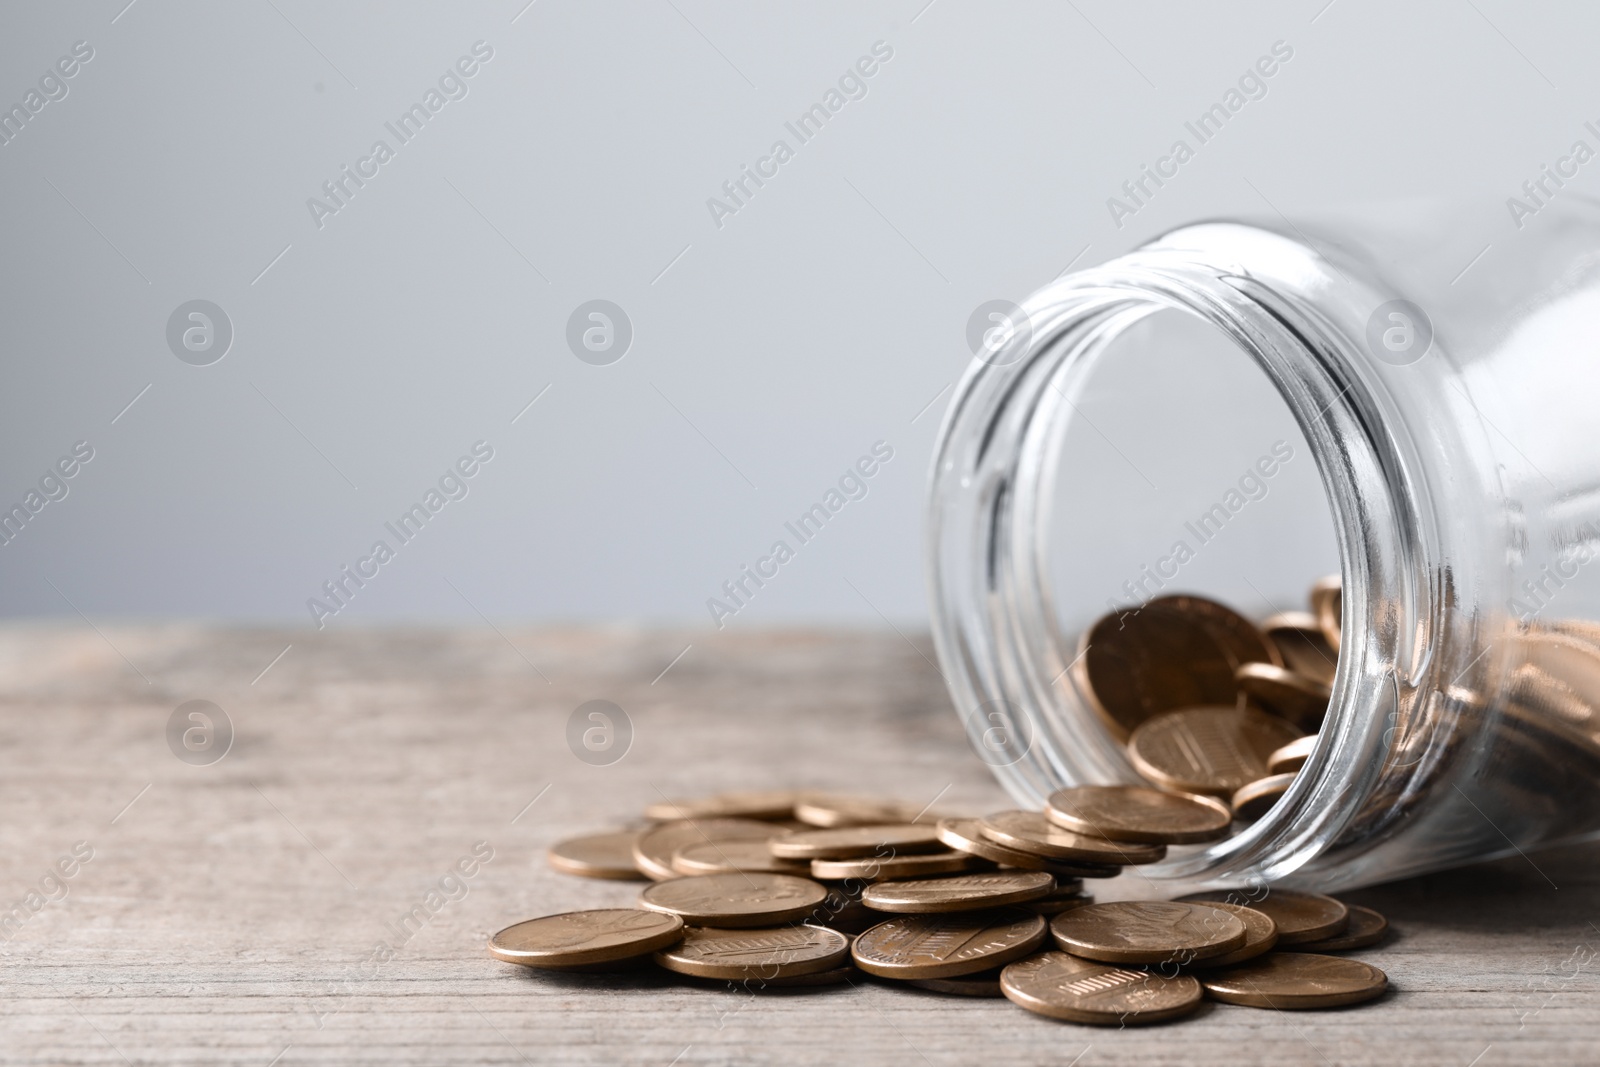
[0,626,1595,1065]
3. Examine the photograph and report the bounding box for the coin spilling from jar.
[489,781,1390,1026]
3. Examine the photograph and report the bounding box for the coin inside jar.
[632,818,783,881]
[652,924,851,980]
[1310,575,1342,653]
[1074,595,1281,741]
[1267,734,1318,775]
[1199,952,1387,1009]
[1178,889,1348,944]
[1001,951,1203,1025]
[861,871,1055,914]
[1236,662,1331,732]
[638,872,827,927]
[1230,772,1298,822]
[1127,705,1303,797]
[546,830,646,880]
[1050,901,1247,964]
[851,907,1048,979]
[672,839,811,876]
[1044,785,1232,844]
[487,909,685,969]
[978,810,1166,865]
[935,818,1122,879]
[769,824,944,860]
[1261,611,1338,686]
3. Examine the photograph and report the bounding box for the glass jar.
[927,202,1600,892]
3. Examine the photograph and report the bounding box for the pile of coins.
[1074,579,1343,821]
[489,786,1390,1025]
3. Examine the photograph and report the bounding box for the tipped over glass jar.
[927,203,1600,892]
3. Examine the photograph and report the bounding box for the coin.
[769,824,944,860]
[644,790,800,822]
[861,871,1055,914]
[487,909,684,969]
[1310,576,1342,653]
[810,850,977,882]
[1178,889,1348,944]
[672,839,811,876]
[1296,904,1388,951]
[935,818,1121,879]
[1050,901,1247,964]
[794,795,935,828]
[1029,890,1096,917]
[810,886,879,933]
[1075,595,1281,741]
[1262,611,1338,686]
[547,830,646,880]
[1001,951,1203,1025]
[1187,902,1278,968]
[1230,772,1297,822]
[631,818,780,881]
[1127,706,1303,796]
[1045,785,1232,844]
[1199,952,1387,1009]
[1236,662,1331,732]
[906,968,1006,996]
[638,872,828,927]
[852,907,1047,979]
[1267,734,1317,775]
[979,810,1166,865]
[755,963,858,988]
[652,923,851,980]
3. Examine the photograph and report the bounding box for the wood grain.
[0,626,1595,1065]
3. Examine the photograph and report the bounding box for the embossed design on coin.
[1200,952,1387,1008]
[862,871,1055,914]
[1178,889,1348,945]
[851,907,1047,979]
[653,923,850,980]
[644,790,799,822]
[936,818,1121,879]
[1127,706,1303,796]
[1050,901,1247,964]
[978,810,1166,865]
[810,850,975,882]
[1296,904,1388,952]
[1001,951,1203,1025]
[631,818,778,881]
[1045,785,1232,844]
[672,839,809,876]
[1187,902,1279,968]
[638,872,827,927]
[769,824,943,860]
[547,830,645,880]
[487,909,683,968]
[1075,594,1279,740]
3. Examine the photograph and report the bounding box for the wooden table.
[2,626,1596,1065]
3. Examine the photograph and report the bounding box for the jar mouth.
[927,223,1440,890]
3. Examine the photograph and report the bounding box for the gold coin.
[851,907,1047,979]
[769,824,943,860]
[1200,952,1386,1009]
[1045,785,1232,844]
[1267,734,1317,775]
[1296,904,1388,951]
[487,909,684,969]
[643,790,800,822]
[1236,662,1331,732]
[1262,611,1338,686]
[652,923,850,980]
[1310,575,1342,653]
[810,850,976,882]
[631,818,779,881]
[906,968,1005,997]
[793,795,934,827]
[1050,901,1247,965]
[671,839,810,876]
[1127,706,1303,797]
[546,830,647,880]
[1230,772,1297,822]
[1187,902,1278,968]
[1178,888,1348,944]
[861,871,1055,914]
[979,810,1166,865]
[1075,595,1281,741]
[638,872,827,928]
[1001,951,1203,1025]
[935,818,1121,879]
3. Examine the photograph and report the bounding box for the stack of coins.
[1075,582,1341,822]
[492,787,1390,1025]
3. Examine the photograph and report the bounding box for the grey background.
[0,0,1589,629]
